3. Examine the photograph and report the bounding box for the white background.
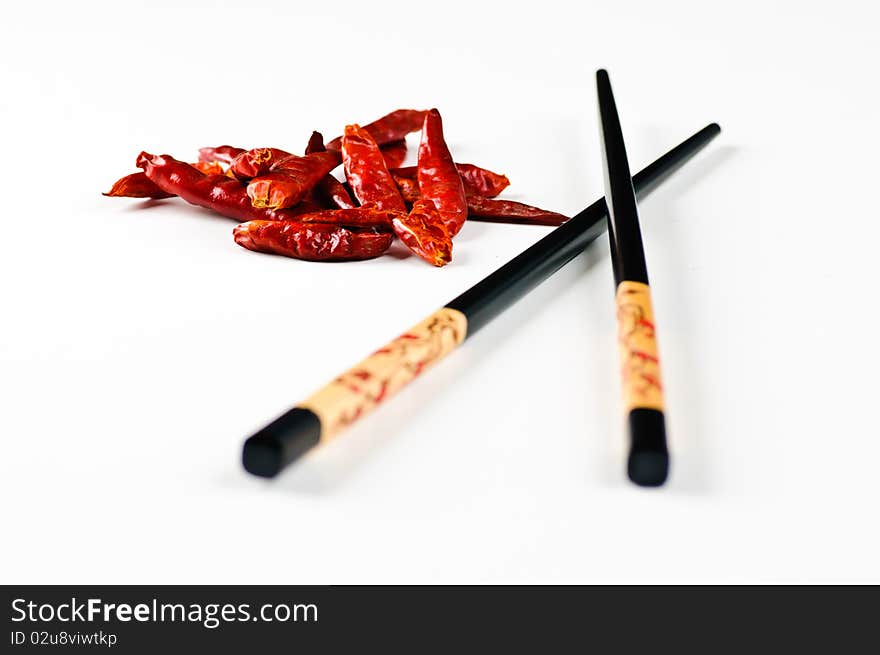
[2,0,878,583]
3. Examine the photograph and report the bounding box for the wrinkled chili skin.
[246,151,340,209]
[229,147,292,180]
[198,145,244,165]
[342,124,406,213]
[192,161,224,175]
[392,174,420,204]
[326,109,426,150]
[392,199,452,267]
[136,152,317,222]
[455,163,509,197]
[417,109,467,236]
[392,163,509,198]
[465,195,569,226]
[104,172,173,199]
[233,220,393,261]
[380,140,407,169]
[295,208,398,228]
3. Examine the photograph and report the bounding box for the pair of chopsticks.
[242,74,720,486]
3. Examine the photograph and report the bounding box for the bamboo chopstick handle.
[614,281,669,486]
[243,308,468,477]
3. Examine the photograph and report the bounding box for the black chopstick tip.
[242,407,322,478]
[596,69,612,92]
[628,449,670,487]
[626,409,670,487]
[242,436,284,478]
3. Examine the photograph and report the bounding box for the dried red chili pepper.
[465,195,568,226]
[392,162,509,198]
[417,109,467,236]
[246,151,340,210]
[342,124,406,213]
[228,147,292,180]
[380,140,407,169]
[326,109,427,151]
[233,221,393,261]
[105,161,224,199]
[198,145,244,165]
[391,199,453,267]
[138,153,268,221]
[136,152,319,222]
[104,172,173,199]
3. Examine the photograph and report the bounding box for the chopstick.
[242,123,721,478]
[596,69,674,487]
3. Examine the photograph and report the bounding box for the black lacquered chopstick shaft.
[446,122,720,334]
[242,124,720,478]
[597,69,650,286]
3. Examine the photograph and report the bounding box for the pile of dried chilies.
[105,109,568,266]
